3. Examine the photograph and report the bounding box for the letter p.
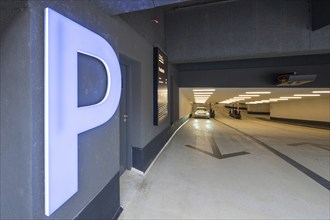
[44,8,121,216]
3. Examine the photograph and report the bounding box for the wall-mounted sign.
[153,47,168,125]
[44,8,121,216]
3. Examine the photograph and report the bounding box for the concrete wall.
[178,62,330,88]
[248,104,270,113]
[270,97,330,122]
[115,9,171,149]
[179,89,192,118]
[1,0,174,219]
[120,7,166,50]
[0,9,33,219]
[169,64,179,123]
[166,0,330,63]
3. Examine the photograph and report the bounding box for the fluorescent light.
[193,92,213,95]
[269,98,288,101]
[280,97,302,99]
[193,89,215,92]
[294,94,320,97]
[246,91,271,94]
[234,97,251,99]
[312,91,330,94]
[195,97,209,100]
[194,95,211,97]
[239,94,260,97]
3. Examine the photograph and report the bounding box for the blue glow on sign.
[44,8,121,216]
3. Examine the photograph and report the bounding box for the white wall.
[248,104,270,113]
[270,97,330,122]
[179,89,192,118]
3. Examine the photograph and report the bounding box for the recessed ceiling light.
[193,89,215,92]
[312,91,330,94]
[193,92,213,95]
[269,98,288,101]
[194,95,210,97]
[246,91,271,94]
[280,97,302,99]
[234,97,251,99]
[294,94,320,97]
[239,94,260,97]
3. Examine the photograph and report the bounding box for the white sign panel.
[44,8,121,216]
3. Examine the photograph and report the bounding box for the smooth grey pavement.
[120,112,330,219]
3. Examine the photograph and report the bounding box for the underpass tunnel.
[179,87,330,129]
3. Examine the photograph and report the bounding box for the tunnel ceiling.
[91,0,237,16]
[92,0,190,16]
[0,0,231,34]
[180,87,330,104]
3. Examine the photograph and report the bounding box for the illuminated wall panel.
[153,47,168,125]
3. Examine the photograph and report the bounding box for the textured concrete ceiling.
[0,0,190,35]
[92,0,191,16]
[0,0,231,35]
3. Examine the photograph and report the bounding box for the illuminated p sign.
[44,8,121,216]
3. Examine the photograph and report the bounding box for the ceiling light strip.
[294,94,320,97]
[239,94,260,97]
[312,91,330,94]
[246,91,271,94]
[193,89,215,92]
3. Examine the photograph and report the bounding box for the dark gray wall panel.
[75,172,121,220]
[0,9,33,219]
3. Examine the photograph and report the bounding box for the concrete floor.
[119,111,330,219]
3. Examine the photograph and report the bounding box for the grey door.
[120,64,128,175]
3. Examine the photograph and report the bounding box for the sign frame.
[153,47,168,125]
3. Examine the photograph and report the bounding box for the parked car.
[194,107,210,119]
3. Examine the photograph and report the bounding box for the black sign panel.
[153,47,168,125]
